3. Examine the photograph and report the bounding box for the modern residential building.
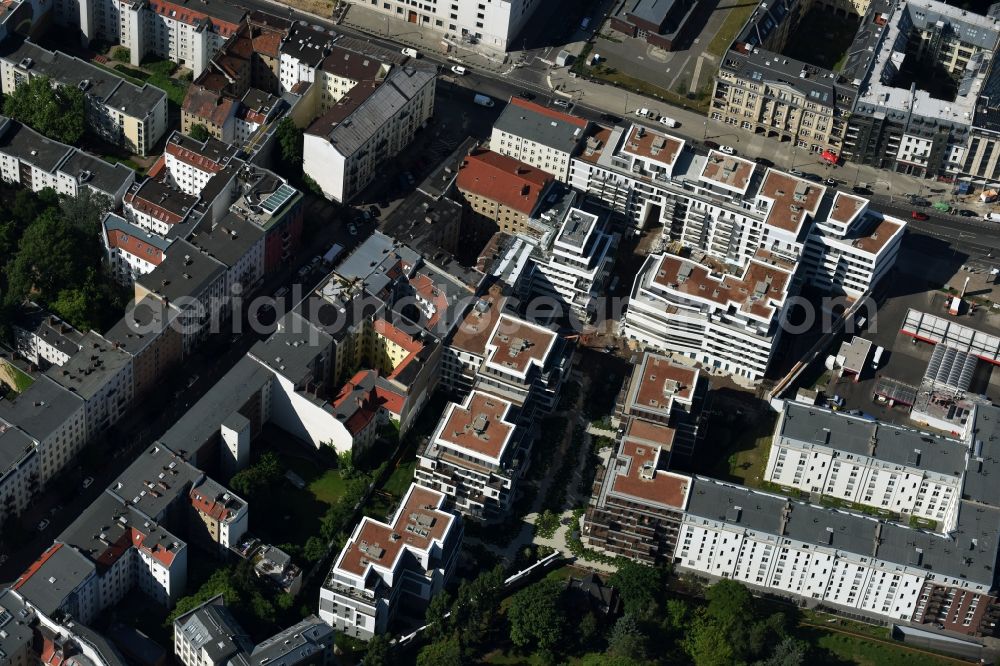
[491,97,590,181]
[455,149,554,237]
[53,0,247,77]
[616,351,707,460]
[584,419,691,564]
[963,54,1000,181]
[356,0,541,51]
[0,116,134,201]
[621,250,795,382]
[528,205,618,323]
[763,402,966,530]
[843,0,999,177]
[416,390,527,521]
[0,39,169,155]
[319,483,462,640]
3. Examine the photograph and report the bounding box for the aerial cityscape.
[3,0,1000,664]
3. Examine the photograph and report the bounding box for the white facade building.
[622,251,795,382]
[319,483,462,640]
[764,402,965,530]
[356,0,541,51]
[491,97,590,181]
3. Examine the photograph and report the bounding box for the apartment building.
[764,402,966,530]
[104,295,183,399]
[188,476,249,552]
[0,376,85,486]
[617,351,707,460]
[844,0,997,177]
[584,419,691,564]
[529,205,617,323]
[44,331,133,440]
[11,305,84,370]
[319,483,462,640]
[0,116,134,202]
[622,250,795,381]
[163,131,238,196]
[0,39,168,155]
[0,427,39,528]
[709,0,888,156]
[416,390,526,521]
[188,211,266,296]
[123,177,207,236]
[174,594,333,666]
[491,97,590,181]
[134,239,228,354]
[228,165,304,273]
[302,50,436,203]
[357,0,541,51]
[456,149,554,237]
[277,21,331,94]
[676,477,1000,636]
[102,212,172,284]
[53,0,246,77]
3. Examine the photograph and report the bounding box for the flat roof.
[334,483,455,579]
[607,422,688,508]
[107,442,202,520]
[12,543,95,615]
[621,124,683,171]
[700,150,756,194]
[136,239,226,302]
[0,375,82,442]
[249,312,332,385]
[837,336,873,373]
[433,391,516,463]
[483,313,557,377]
[0,426,34,475]
[44,331,131,399]
[779,402,967,478]
[188,212,264,268]
[759,169,825,235]
[650,251,792,320]
[450,285,507,357]
[625,352,698,415]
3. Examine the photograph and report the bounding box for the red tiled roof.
[457,150,552,215]
[610,421,688,507]
[190,488,235,522]
[167,137,228,174]
[148,0,239,35]
[106,228,166,265]
[508,97,588,129]
[182,87,237,127]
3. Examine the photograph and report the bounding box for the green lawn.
[382,460,416,498]
[98,59,190,107]
[0,360,34,394]
[707,2,758,57]
[251,451,346,546]
[583,64,711,114]
[799,625,957,665]
[705,411,777,487]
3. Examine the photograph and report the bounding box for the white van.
[473,93,494,107]
[401,47,419,58]
[450,65,467,75]
[635,107,650,117]
[659,116,678,128]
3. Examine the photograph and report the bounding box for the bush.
[534,510,560,539]
[112,46,131,62]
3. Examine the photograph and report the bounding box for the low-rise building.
[189,476,249,552]
[609,0,700,51]
[319,483,462,640]
[11,304,84,369]
[584,419,690,564]
[0,39,168,155]
[491,97,590,181]
[416,390,526,521]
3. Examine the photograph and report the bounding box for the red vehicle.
[821,149,840,165]
[911,210,929,220]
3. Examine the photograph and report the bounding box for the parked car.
[704,140,720,150]
[600,112,621,123]
[368,205,381,218]
[824,178,838,186]
[296,266,310,278]
[718,145,736,155]
[552,99,571,109]
[401,47,419,58]
[659,116,678,128]
[450,65,467,75]
[959,209,978,217]
[473,93,494,107]
[789,168,805,177]
[82,476,94,489]
[517,90,535,100]
[348,222,358,236]
[37,519,49,532]
[802,172,822,182]
[275,286,289,298]
[635,107,651,117]
[852,186,872,195]
[911,210,930,220]
[754,157,774,167]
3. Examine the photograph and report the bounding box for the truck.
[473,93,494,107]
[949,296,962,316]
[659,116,678,128]
[871,345,885,369]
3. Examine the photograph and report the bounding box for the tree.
[416,635,462,666]
[450,565,505,648]
[4,76,85,143]
[609,561,669,619]
[188,123,211,141]
[303,536,327,563]
[338,449,356,477]
[362,634,391,666]
[112,47,131,62]
[229,452,283,499]
[276,117,303,168]
[423,589,452,641]
[758,636,808,666]
[60,188,112,236]
[608,614,647,661]
[684,579,788,666]
[5,208,90,306]
[507,579,567,655]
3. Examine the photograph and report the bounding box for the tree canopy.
[507,578,568,656]
[609,561,669,619]
[4,75,86,144]
[188,123,211,141]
